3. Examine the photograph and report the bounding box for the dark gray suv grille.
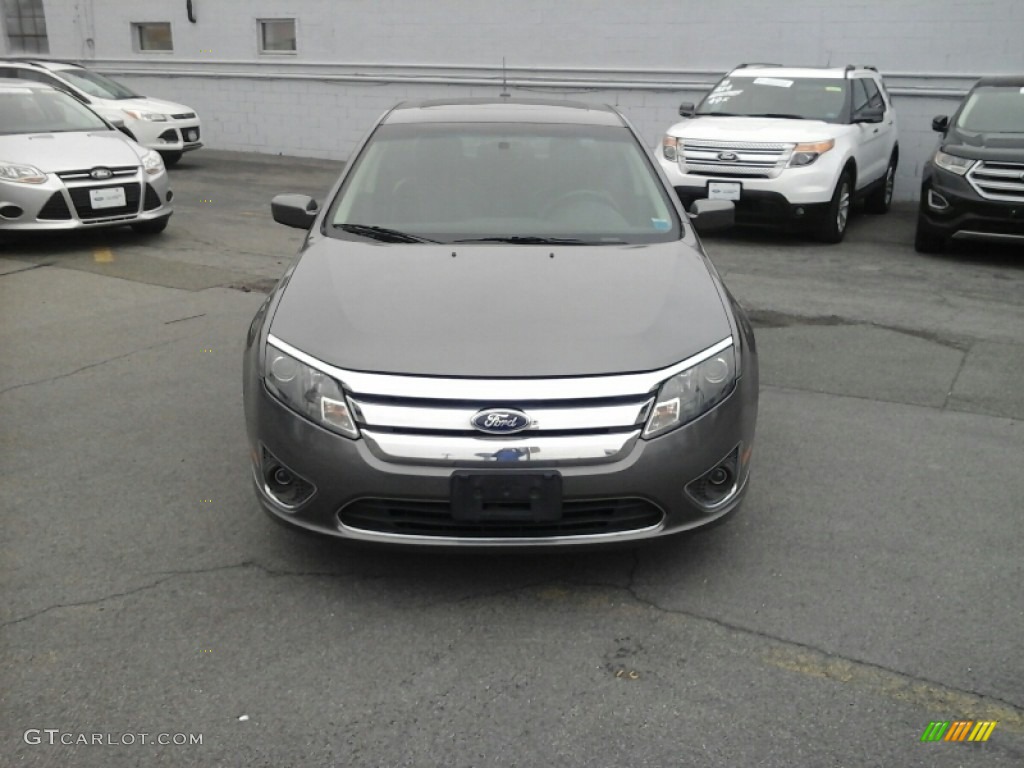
[968,161,1024,202]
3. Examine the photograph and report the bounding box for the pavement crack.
[943,343,972,410]
[0,262,50,277]
[0,337,185,396]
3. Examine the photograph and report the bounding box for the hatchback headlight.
[141,150,165,176]
[123,109,169,122]
[0,162,47,184]
[933,150,975,176]
[264,344,359,439]
[788,139,835,167]
[643,343,737,438]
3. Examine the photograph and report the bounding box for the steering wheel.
[545,190,621,219]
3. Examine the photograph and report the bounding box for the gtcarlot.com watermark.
[24,729,202,746]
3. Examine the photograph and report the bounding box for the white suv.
[657,64,898,242]
[0,59,202,166]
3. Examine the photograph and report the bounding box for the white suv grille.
[680,139,793,179]
[967,161,1024,202]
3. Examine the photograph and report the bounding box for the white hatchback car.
[658,64,899,242]
[0,59,202,166]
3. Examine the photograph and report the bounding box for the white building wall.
[4,1,1023,201]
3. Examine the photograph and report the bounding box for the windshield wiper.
[451,236,624,245]
[745,113,810,120]
[335,224,437,243]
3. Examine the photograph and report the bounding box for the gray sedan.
[0,79,172,235]
[243,98,758,547]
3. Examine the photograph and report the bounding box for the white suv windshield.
[329,122,680,244]
[956,86,1024,133]
[698,76,850,122]
[56,69,140,100]
[0,87,109,134]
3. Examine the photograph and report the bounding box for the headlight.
[662,135,679,161]
[122,109,169,122]
[141,150,164,176]
[264,344,359,439]
[933,150,975,176]
[0,162,47,184]
[643,343,737,438]
[788,139,835,167]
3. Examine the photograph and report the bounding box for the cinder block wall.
[5,0,1021,201]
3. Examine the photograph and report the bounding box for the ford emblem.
[90,167,113,180]
[470,408,532,435]
[718,151,739,162]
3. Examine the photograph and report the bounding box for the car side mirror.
[688,199,734,234]
[272,194,319,229]
[678,102,696,118]
[931,115,949,133]
[853,106,884,124]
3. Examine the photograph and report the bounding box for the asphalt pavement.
[1,150,1022,767]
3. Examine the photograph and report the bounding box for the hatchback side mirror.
[931,115,949,133]
[688,199,734,234]
[679,102,696,118]
[271,194,319,229]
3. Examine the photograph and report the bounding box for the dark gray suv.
[243,98,759,547]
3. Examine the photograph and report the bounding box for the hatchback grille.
[339,498,663,538]
[172,112,196,120]
[37,192,72,220]
[143,184,161,210]
[968,161,1024,202]
[68,183,142,220]
[680,139,791,178]
[57,166,137,181]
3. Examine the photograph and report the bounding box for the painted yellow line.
[93,248,114,263]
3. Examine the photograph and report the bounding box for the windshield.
[956,86,1024,133]
[328,122,680,244]
[0,86,110,134]
[56,68,140,100]
[698,76,850,122]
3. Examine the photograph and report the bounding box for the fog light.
[685,446,741,508]
[260,447,315,510]
[793,206,805,217]
[927,189,950,211]
[0,205,24,219]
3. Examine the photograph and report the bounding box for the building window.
[3,0,49,54]
[259,19,296,54]
[132,22,173,52]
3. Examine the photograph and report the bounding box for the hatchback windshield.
[56,68,140,100]
[0,86,110,134]
[956,86,1024,133]
[698,76,849,122]
[329,122,680,244]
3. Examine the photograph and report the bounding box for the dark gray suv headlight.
[264,343,359,438]
[643,343,736,438]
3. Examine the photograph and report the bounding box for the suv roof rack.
[735,62,782,69]
[844,64,878,76]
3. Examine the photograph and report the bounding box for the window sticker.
[826,86,843,92]
[706,89,743,104]
[753,77,794,88]
[651,218,670,231]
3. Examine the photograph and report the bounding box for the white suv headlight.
[122,109,169,122]
[264,344,359,439]
[644,343,737,438]
[0,162,47,184]
[788,139,835,167]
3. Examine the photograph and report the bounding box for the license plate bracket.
[89,187,126,210]
[451,471,563,522]
[707,181,742,201]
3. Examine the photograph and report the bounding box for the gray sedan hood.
[0,131,142,173]
[270,238,732,377]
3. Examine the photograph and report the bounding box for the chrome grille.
[680,139,792,178]
[57,166,138,181]
[967,161,1024,202]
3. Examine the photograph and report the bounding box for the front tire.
[131,216,170,235]
[865,152,897,214]
[817,170,853,243]
[914,216,946,253]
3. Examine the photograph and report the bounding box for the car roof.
[0,76,56,90]
[727,65,877,79]
[973,75,1024,88]
[383,98,627,126]
[0,58,79,71]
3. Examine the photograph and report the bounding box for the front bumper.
[0,167,173,232]
[129,117,203,154]
[243,358,759,548]
[918,168,1024,245]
